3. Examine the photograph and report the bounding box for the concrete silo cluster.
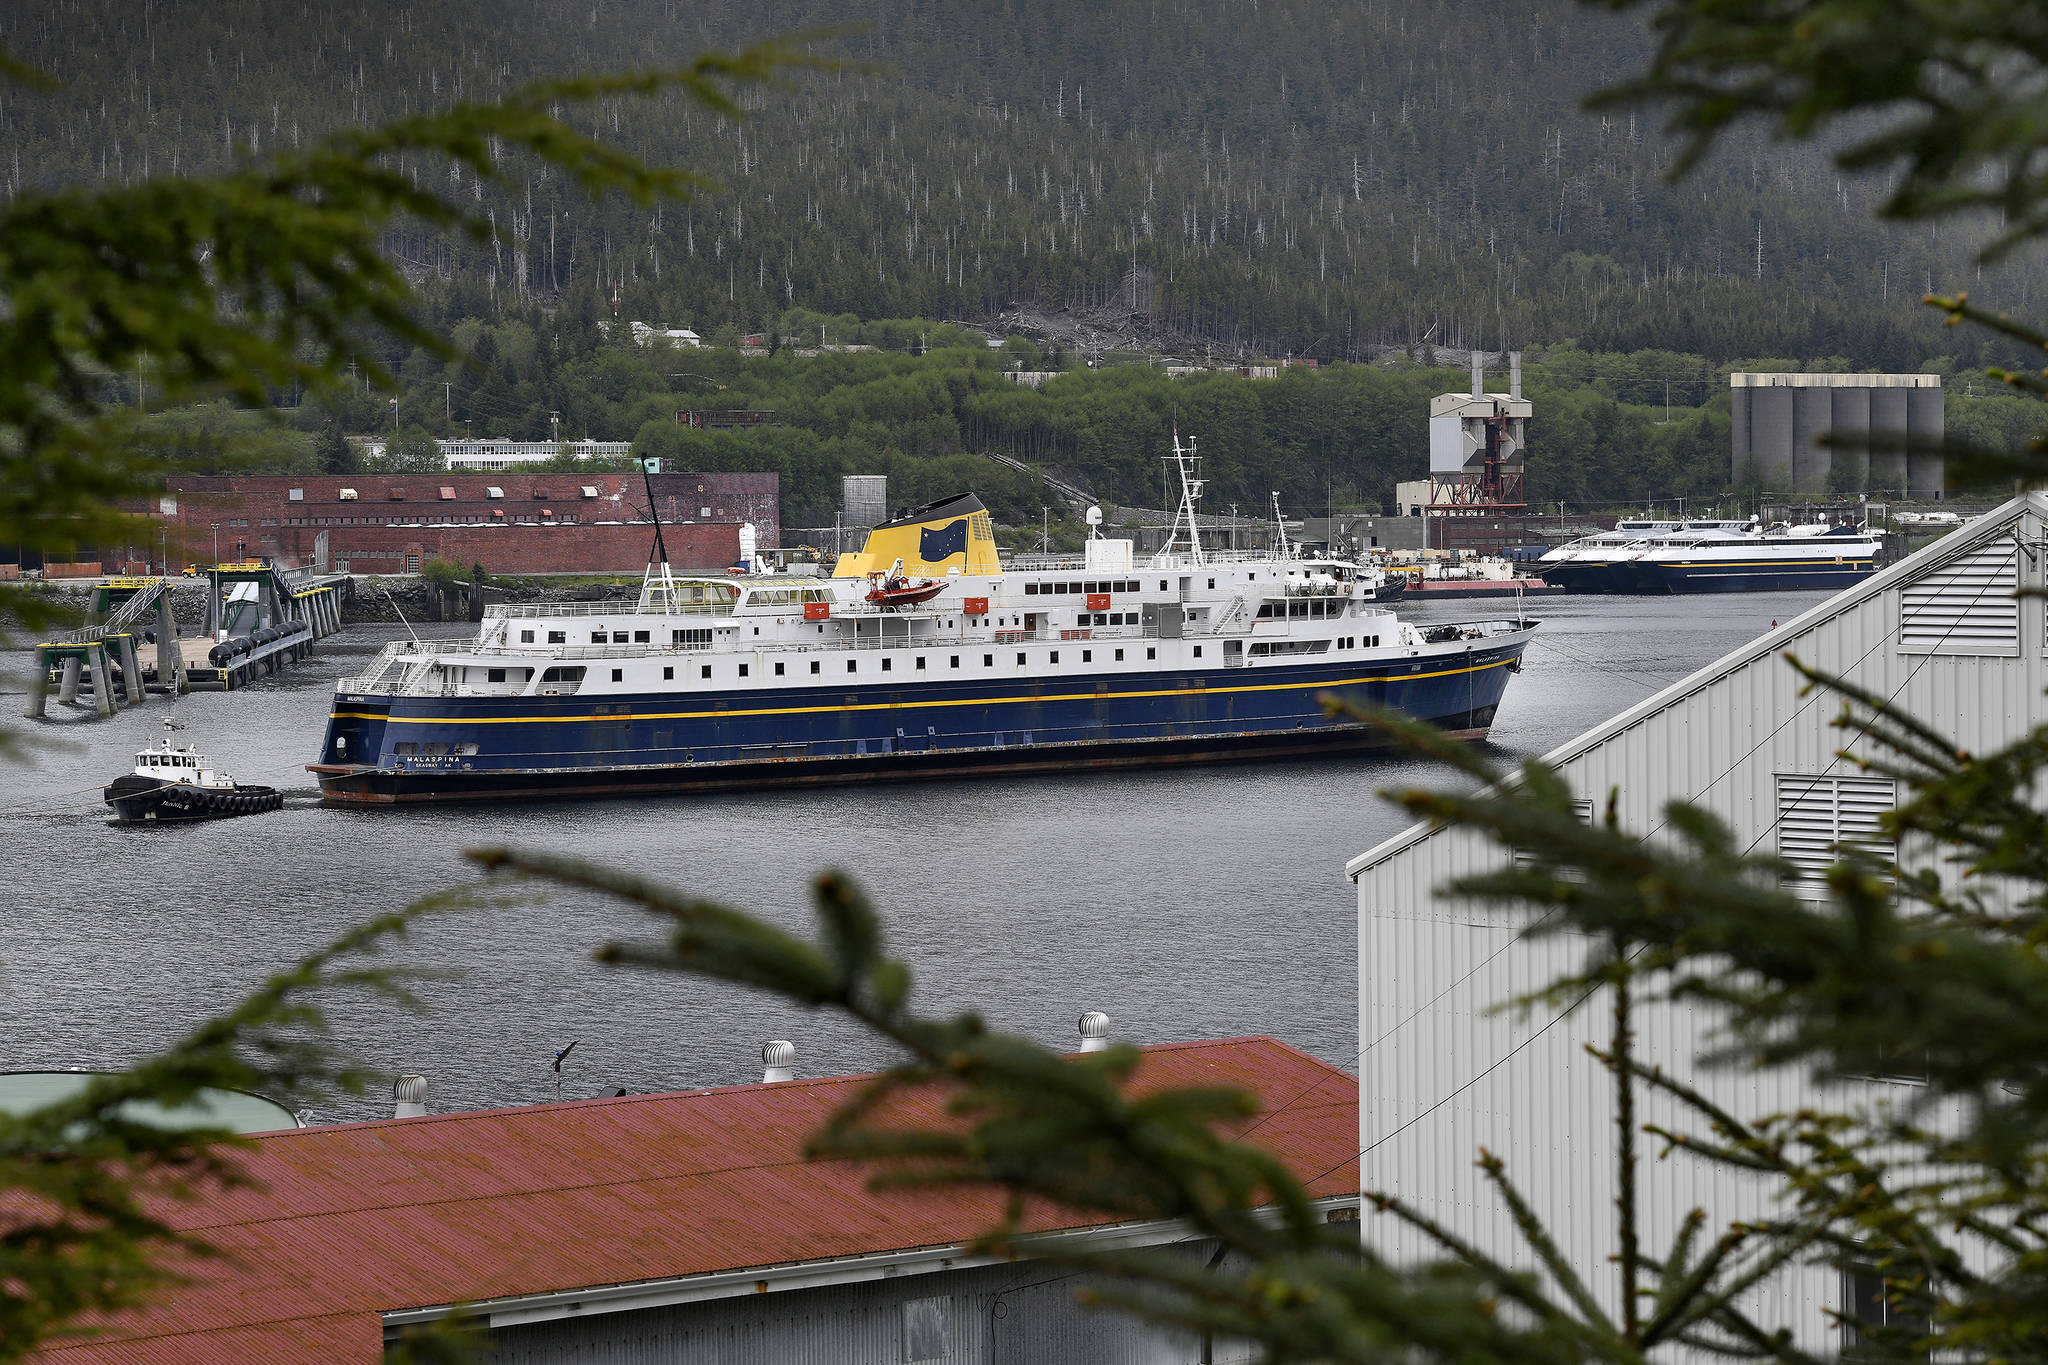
[1730,373,1945,497]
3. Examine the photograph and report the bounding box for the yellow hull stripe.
[1660,559,1874,568]
[329,656,1515,726]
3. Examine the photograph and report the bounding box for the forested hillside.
[8,0,2040,373]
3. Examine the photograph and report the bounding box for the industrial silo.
[1730,373,1942,496]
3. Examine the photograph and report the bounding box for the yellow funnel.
[833,493,1001,578]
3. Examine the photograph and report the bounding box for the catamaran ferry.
[309,439,1538,805]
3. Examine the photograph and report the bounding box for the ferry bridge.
[23,564,349,719]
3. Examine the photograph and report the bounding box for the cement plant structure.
[1730,372,1944,496]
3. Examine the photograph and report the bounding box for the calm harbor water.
[0,589,1829,1121]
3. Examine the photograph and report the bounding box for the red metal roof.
[33,1037,1356,1363]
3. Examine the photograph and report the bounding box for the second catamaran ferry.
[310,438,1538,805]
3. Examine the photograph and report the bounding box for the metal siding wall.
[1869,388,1910,491]
[1357,501,2044,1358]
[1907,387,1946,496]
[1793,385,1834,492]
[480,1251,1224,1365]
[1751,388,1796,489]
[1730,386,1752,484]
[1830,387,1871,490]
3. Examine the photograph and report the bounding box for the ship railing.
[485,600,735,621]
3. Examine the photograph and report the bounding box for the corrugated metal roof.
[32,1037,1356,1363]
[1346,491,2045,880]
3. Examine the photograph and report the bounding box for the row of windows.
[280,515,591,526]
[518,628,713,647]
[1256,598,1348,620]
[1023,579,1145,596]
[584,646,1181,686]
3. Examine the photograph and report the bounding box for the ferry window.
[548,630,566,644]
[611,668,623,682]
[663,666,673,680]
[1115,649,1124,661]
[1016,652,1026,665]
[950,655,959,668]
[810,661,820,674]
[739,664,748,678]
[701,665,711,680]
[520,629,534,643]
[634,630,650,643]
[915,657,926,670]
[1050,651,1060,664]
[592,631,608,644]
[487,668,506,683]
[1082,650,1092,662]
[1158,580,1167,591]
[983,653,993,666]
[1208,578,1215,590]
[1147,647,1156,660]
[775,662,785,676]
[1194,646,1203,658]
[1025,583,1039,596]
[848,660,857,673]
[882,658,892,672]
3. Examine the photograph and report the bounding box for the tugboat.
[104,723,283,823]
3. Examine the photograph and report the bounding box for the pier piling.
[57,656,81,705]
[89,646,114,718]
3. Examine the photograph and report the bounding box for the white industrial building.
[1348,492,2046,1351]
[439,438,633,471]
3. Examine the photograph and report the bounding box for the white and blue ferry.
[1624,521,1884,593]
[309,439,1538,805]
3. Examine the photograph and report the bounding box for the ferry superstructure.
[1627,521,1883,593]
[1536,520,1754,593]
[310,440,1538,805]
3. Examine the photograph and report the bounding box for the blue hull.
[312,643,1529,805]
[1647,559,1879,594]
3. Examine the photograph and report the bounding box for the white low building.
[1348,492,2046,1352]
[628,321,702,347]
[440,439,632,471]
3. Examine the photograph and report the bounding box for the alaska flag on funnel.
[919,519,968,562]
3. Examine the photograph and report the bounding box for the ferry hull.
[312,643,1528,806]
[1645,559,1880,594]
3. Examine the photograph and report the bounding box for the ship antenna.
[640,456,672,570]
[1168,430,1205,565]
[637,456,677,611]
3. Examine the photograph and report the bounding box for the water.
[0,590,1827,1120]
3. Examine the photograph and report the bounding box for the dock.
[24,565,349,718]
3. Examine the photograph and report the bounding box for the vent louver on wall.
[1775,774,1895,887]
[1899,537,2020,654]
[1512,797,1597,873]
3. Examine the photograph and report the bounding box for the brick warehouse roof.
[33,1037,1358,1363]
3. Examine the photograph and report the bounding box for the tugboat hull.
[104,775,284,823]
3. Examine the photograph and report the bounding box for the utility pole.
[443,382,452,424]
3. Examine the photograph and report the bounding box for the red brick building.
[155,472,779,575]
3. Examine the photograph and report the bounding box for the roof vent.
[392,1073,428,1119]
[761,1040,795,1083]
[1077,1011,1110,1053]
